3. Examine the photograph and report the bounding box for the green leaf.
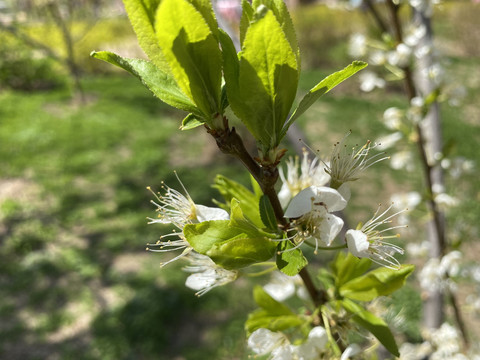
[183,216,276,269]
[212,175,264,228]
[259,195,278,232]
[224,10,298,150]
[183,220,236,254]
[245,286,304,335]
[188,0,219,38]
[330,251,371,288]
[207,234,276,269]
[122,0,170,73]
[181,113,205,130]
[90,51,198,114]
[341,299,400,357]
[252,0,299,68]
[283,61,368,137]
[155,0,222,119]
[276,241,308,276]
[340,264,415,302]
[239,0,254,46]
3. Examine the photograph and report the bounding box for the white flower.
[285,186,347,250]
[349,33,367,57]
[278,149,330,208]
[404,23,427,47]
[387,43,412,68]
[293,326,328,360]
[369,50,387,66]
[146,174,229,266]
[390,150,415,172]
[326,132,388,188]
[346,204,405,268]
[391,191,422,210]
[383,107,404,130]
[183,252,237,296]
[248,328,287,355]
[406,240,430,258]
[359,71,386,92]
[341,344,361,360]
[376,132,403,150]
[263,272,303,302]
[434,193,459,210]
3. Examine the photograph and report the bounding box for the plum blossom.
[285,186,347,251]
[263,272,307,302]
[278,149,330,208]
[383,107,404,130]
[248,327,329,360]
[359,71,386,92]
[326,132,388,188]
[346,203,405,268]
[387,43,412,68]
[376,132,403,151]
[146,174,229,266]
[183,252,238,296]
[349,33,367,57]
[419,251,462,293]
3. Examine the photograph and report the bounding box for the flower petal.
[318,214,344,246]
[346,229,369,257]
[195,205,229,222]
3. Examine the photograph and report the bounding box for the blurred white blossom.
[383,107,404,130]
[359,71,386,92]
[376,132,403,150]
[349,33,367,57]
[390,150,415,172]
[388,43,412,68]
[263,272,307,302]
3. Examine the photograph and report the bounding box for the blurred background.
[0,0,479,359]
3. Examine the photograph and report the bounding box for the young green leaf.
[122,0,170,73]
[330,251,371,288]
[212,175,263,228]
[252,0,299,67]
[276,241,308,276]
[341,299,400,357]
[224,10,298,150]
[259,195,278,232]
[339,264,415,302]
[282,61,368,137]
[183,214,276,270]
[245,286,304,335]
[155,0,222,119]
[181,113,205,130]
[90,51,198,114]
[239,0,254,46]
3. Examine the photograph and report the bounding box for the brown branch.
[207,119,325,308]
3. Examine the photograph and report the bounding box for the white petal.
[319,215,344,246]
[263,273,296,302]
[278,184,293,209]
[308,326,328,351]
[284,187,317,218]
[248,328,283,355]
[346,229,370,258]
[340,344,361,360]
[185,269,217,290]
[293,342,318,360]
[271,344,294,360]
[337,183,351,203]
[284,186,347,218]
[195,205,229,222]
[310,186,347,212]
